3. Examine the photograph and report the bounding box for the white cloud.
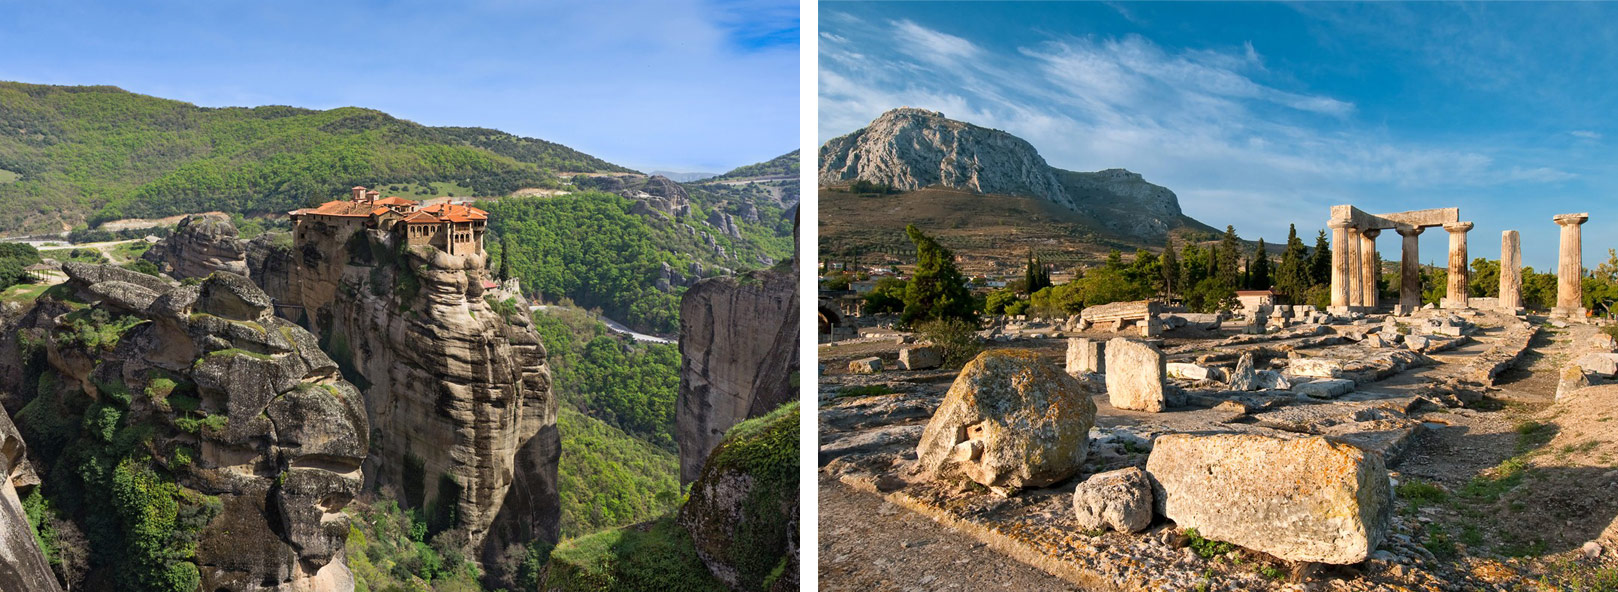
[891,19,981,65]
[1572,130,1602,140]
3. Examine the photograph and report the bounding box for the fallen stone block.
[1574,352,1618,377]
[848,357,882,374]
[1404,335,1431,351]
[1066,337,1105,375]
[1166,362,1215,381]
[915,350,1097,492]
[1293,378,1356,399]
[1289,358,1344,378]
[898,346,942,371]
[1072,467,1153,533]
[1146,433,1392,564]
[1105,338,1166,412]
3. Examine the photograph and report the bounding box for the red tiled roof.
[293,199,374,218]
[375,196,417,207]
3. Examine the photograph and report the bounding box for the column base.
[1551,306,1588,319]
[1440,298,1471,310]
[1394,305,1419,316]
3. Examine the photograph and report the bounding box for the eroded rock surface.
[1071,466,1153,534]
[1146,433,1392,564]
[676,262,799,484]
[142,213,250,279]
[0,409,61,592]
[1105,338,1166,412]
[679,403,799,592]
[915,350,1096,493]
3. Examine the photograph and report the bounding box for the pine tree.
[1217,225,1241,289]
[1276,224,1310,303]
[1250,239,1271,290]
[902,225,975,325]
[1309,229,1332,287]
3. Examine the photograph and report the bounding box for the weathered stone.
[680,403,797,592]
[1558,365,1591,400]
[1574,352,1618,377]
[143,213,251,279]
[1290,358,1344,378]
[849,357,883,374]
[0,409,63,592]
[1166,362,1214,381]
[1293,378,1356,399]
[916,350,1096,491]
[1251,370,1292,390]
[898,346,942,370]
[1228,352,1257,391]
[1072,467,1154,533]
[1146,433,1392,564]
[1066,337,1104,375]
[1554,213,1590,318]
[1104,338,1166,412]
[1404,335,1432,351]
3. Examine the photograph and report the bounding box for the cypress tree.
[1161,237,1179,299]
[902,225,975,325]
[1309,229,1332,286]
[1250,239,1271,290]
[1217,225,1241,289]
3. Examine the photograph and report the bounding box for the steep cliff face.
[142,213,251,279]
[21,264,367,591]
[818,108,1205,242]
[0,409,62,592]
[279,226,558,576]
[678,402,798,592]
[675,262,798,485]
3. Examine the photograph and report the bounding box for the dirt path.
[819,475,1089,592]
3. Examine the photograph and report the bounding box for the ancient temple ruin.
[1327,205,1590,318]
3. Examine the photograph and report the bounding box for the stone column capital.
[1327,219,1353,229]
[1394,225,1424,237]
[1443,222,1474,233]
[1554,213,1590,227]
[1361,228,1381,239]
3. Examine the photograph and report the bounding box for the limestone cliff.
[277,223,558,578]
[818,108,1208,242]
[21,264,366,590]
[675,261,798,485]
[678,402,798,592]
[142,213,251,279]
[0,408,62,592]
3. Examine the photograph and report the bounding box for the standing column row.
[1360,228,1380,309]
[1553,213,1589,319]
[1397,226,1423,314]
[1442,222,1472,309]
[1329,219,1352,312]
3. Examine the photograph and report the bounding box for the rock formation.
[576,173,693,219]
[28,264,367,590]
[915,350,1096,493]
[1071,466,1153,534]
[142,213,250,279]
[0,409,62,592]
[273,221,558,578]
[678,402,798,592]
[819,108,1205,241]
[676,261,798,484]
[1145,433,1392,564]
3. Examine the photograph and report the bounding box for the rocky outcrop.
[0,409,62,592]
[915,350,1096,493]
[245,232,294,305]
[577,174,693,218]
[280,228,559,578]
[142,213,251,280]
[678,402,798,592]
[1145,433,1393,564]
[34,266,367,590]
[676,262,798,485]
[706,210,742,239]
[819,108,1206,242]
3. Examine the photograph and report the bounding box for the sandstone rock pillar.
[1553,213,1590,318]
[1396,226,1423,314]
[1500,230,1522,313]
[1346,226,1363,309]
[1328,219,1352,312]
[1442,222,1472,308]
[1359,228,1380,310]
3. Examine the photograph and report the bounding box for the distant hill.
[818,108,1217,261]
[0,81,636,233]
[712,149,798,181]
[649,170,719,182]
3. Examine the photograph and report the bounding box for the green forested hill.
[711,149,798,181]
[0,81,634,233]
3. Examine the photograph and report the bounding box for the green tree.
[862,277,906,314]
[1469,257,1501,298]
[901,225,975,325]
[1309,229,1332,286]
[1249,239,1271,290]
[1023,251,1051,295]
[1275,225,1311,303]
[1216,226,1241,289]
[1161,237,1179,300]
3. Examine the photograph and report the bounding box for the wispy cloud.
[892,19,981,65]
[1572,130,1602,140]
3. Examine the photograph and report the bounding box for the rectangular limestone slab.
[1104,338,1165,412]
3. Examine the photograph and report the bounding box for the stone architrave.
[1360,228,1380,310]
[1328,219,1353,312]
[1442,222,1472,308]
[1500,230,1522,313]
[1396,226,1423,314]
[1553,213,1590,319]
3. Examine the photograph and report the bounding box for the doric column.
[1396,226,1423,314]
[1443,222,1473,308]
[1553,213,1590,318]
[1500,230,1521,313]
[1346,226,1362,308]
[1328,219,1352,312]
[1360,228,1380,310]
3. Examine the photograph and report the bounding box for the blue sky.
[820,2,1618,270]
[0,0,798,173]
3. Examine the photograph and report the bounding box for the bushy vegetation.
[0,242,43,292]
[543,514,726,592]
[557,408,681,539]
[709,150,798,181]
[531,307,679,449]
[914,318,982,368]
[0,82,632,233]
[345,499,485,592]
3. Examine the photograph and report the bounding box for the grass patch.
[0,282,50,304]
[1540,557,1618,591]
[1514,420,1556,453]
[1460,457,1529,503]
[1397,478,1448,511]
[1185,528,1235,559]
[1423,524,1458,560]
[544,514,727,592]
[835,384,895,398]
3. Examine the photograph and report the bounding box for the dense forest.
[0,82,634,233]
[709,149,798,181]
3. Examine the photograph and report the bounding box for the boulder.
[680,403,798,591]
[1574,352,1618,377]
[1289,358,1343,378]
[1404,335,1432,352]
[1166,362,1215,381]
[1558,365,1591,400]
[1072,467,1154,533]
[1228,352,1257,391]
[1145,433,1392,564]
[1066,337,1105,375]
[915,350,1097,492]
[1104,338,1166,412]
[898,346,942,370]
[849,357,883,374]
[1293,378,1356,399]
